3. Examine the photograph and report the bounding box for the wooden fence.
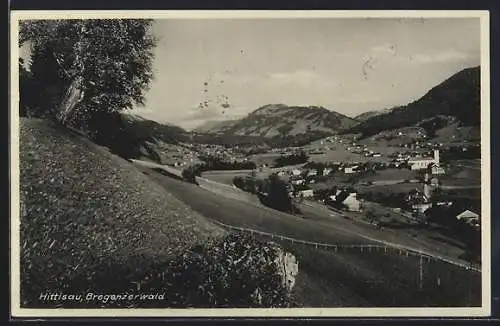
[210,219,481,273]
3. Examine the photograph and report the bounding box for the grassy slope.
[19,118,225,304]
[143,169,481,307]
[281,241,481,307]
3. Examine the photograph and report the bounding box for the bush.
[23,233,295,308]
[233,175,257,194]
[182,167,199,184]
[266,175,293,212]
[274,151,309,168]
[198,155,257,171]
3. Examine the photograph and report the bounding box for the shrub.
[24,233,295,308]
[182,167,199,184]
[274,151,309,168]
[266,175,293,212]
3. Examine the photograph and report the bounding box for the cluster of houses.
[405,172,480,230]
[288,186,363,213]
[388,149,446,174]
[175,142,250,167]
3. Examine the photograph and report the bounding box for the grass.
[145,168,482,307]
[19,118,226,307]
[265,238,481,307]
[201,170,253,186]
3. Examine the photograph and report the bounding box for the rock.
[273,247,299,294]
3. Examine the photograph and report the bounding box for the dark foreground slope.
[19,118,300,309]
[19,118,227,306]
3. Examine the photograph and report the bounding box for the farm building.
[344,165,359,174]
[431,163,446,175]
[329,190,362,212]
[342,193,362,212]
[299,189,315,198]
[456,210,480,222]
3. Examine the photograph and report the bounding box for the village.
[157,131,481,238]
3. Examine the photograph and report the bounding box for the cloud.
[398,50,475,65]
[370,43,397,56]
[267,69,330,87]
[177,105,249,129]
[180,104,248,122]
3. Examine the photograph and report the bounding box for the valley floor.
[136,164,481,307]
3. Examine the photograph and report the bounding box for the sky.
[20,17,481,130]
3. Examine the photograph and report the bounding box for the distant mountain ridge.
[204,104,358,138]
[347,66,480,138]
[193,119,239,134]
[354,108,395,122]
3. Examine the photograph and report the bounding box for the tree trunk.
[57,76,85,125]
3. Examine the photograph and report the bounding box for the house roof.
[334,191,357,203]
[408,155,435,162]
[456,210,480,219]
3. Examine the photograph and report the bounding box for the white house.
[323,167,333,175]
[299,189,315,198]
[291,169,302,176]
[409,159,435,170]
[307,169,318,177]
[291,179,305,186]
[456,210,480,222]
[342,193,362,212]
[431,163,445,175]
[408,149,440,170]
[329,190,362,212]
[344,166,359,174]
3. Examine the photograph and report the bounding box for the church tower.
[434,149,440,166]
[424,173,431,199]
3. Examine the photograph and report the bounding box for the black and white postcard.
[10,10,491,317]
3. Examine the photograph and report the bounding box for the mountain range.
[347,66,480,138]
[194,66,480,142]
[119,65,480,155]
[195,104,358,138]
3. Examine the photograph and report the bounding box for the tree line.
[273,151,309,168]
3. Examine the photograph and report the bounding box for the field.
[302,138,403,164]
[142,167,481,307]
[201,170,254,185]
[281,241,480,307]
